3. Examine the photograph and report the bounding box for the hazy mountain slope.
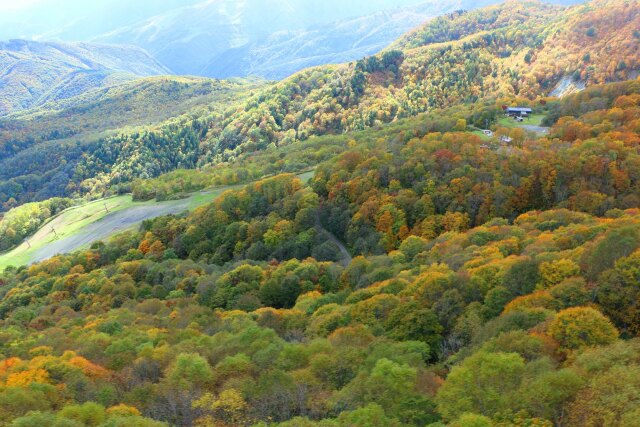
[199,8,431,80]
[0,39,169,115]
[201,2,497,80]
[96,0,496,78]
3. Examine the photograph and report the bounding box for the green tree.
[597,250,640,335]
[450,413,493,427]
[398,236,430,260]
[502,258,540,296]
[568,365,640,427]
[436,351,525,420]
[582,226,640,280]
[166,353,213,390]
[338,358,437,424]
[539,259,580,288]
[58,402,107,426]
[455,119,467,132]
[337,403,402,427]
[520,368,584,423]
[386,301,443,357]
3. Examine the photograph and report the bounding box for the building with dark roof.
[506,107,532,117]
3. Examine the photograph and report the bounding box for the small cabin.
[500,135,513,144]
[506,107,532,118]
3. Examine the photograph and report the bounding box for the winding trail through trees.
[315,211,352,267]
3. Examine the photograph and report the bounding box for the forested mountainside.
[213,0,638,155]
[2,76,264,148]
[0,1,639,426]
[0,40,169,115]
[0,0,635,214]
[0,77,639,426]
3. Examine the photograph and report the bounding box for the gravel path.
[30,198,192,264]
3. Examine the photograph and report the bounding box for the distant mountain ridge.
[0,0,586,82]
[0,39,169,115]
[5,75,263,138]
[200,2,497,80]
[95,0,501,79]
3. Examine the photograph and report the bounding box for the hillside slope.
[2,0,634,211]
[0,39,169,115]
[209,0,638,156]
[3,1,636,208]
[0,187,230,270]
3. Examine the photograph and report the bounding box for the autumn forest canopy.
[0,0,639,426]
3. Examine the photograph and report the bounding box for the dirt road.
[521,124,550,134]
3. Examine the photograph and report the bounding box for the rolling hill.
[0,75,265,209]
[0,39,169,115]
[3,75,265,141]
